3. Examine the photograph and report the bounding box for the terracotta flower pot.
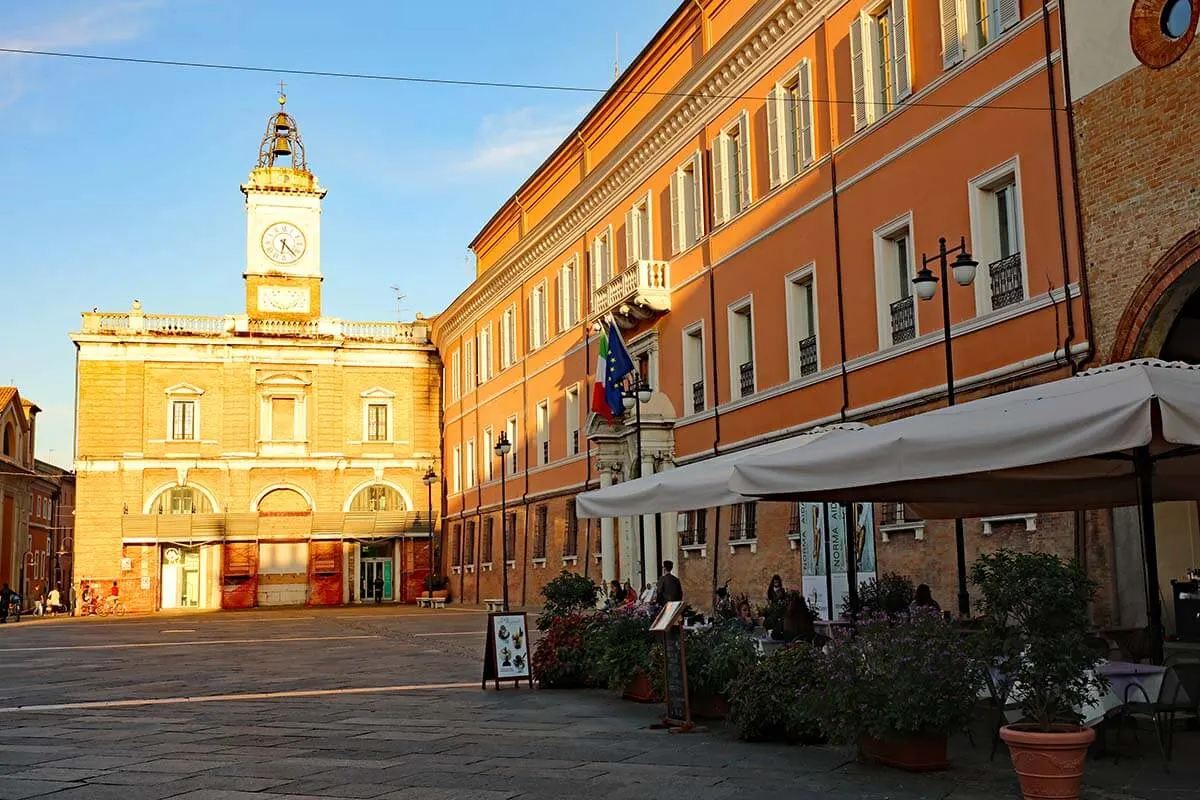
[622,671,657,703]
[858,732,948,772]
[1000,723,1095,800]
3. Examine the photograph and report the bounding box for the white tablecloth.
[992,660,1171,728]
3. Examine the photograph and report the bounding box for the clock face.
[261,222,307,264]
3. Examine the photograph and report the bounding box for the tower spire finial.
[277,80,287,106]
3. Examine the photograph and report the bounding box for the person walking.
[654,561,683,605]
[372,573,384,603]
[46,584,62,616]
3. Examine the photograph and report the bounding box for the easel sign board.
[663,624,691,728]
[650,601,685,632]
[482,612,533,690]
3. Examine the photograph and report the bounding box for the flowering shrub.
[728,643,828,743]
[820,608,981,744]
[845,572,915,617]
[592,604,658,691]
[537,571,599,631]
[531,612,603,689]
[650,622,759,699]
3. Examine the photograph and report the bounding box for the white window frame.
[785,264,820,380]
[682,321,706,416]
[465,438,477,489]
[625,191,653,265]
[478,323,493,384]
[360,387,396,443]
[482,426,494,482]
[941,0,1021,68]
[257,374,309,449]
[451,445,462,495]
[165,383,203,443]
[873,213,916,349]
[535,399,550,466]
[711,110,751,226]
[767,60,816,188]
[850,1,912,130]
[449,349,461,403]
[564,384,581,456]
[500,304,517,369]
[727,296,757,399]
[463,338,475,395]
[591,226,614,297]
[558,256,579,332]
[968,156,1028,315]
[670,150,706,255]
[529,279,549,351]
[505,415,519,474]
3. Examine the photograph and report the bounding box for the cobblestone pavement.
[0,608,1194,799]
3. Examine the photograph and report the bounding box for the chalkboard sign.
[662,624,690,727]
[481,612,533,690]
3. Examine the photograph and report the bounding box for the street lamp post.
[422,467,438,602]
[494,431,513,612]
[912,235,978,619]
[621,376,655,588]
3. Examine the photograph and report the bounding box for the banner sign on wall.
[799,502,877,619]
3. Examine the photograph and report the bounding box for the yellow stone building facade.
[70,98,441,612]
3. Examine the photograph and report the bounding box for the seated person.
[771,593,817,644]
[911,583,941,612]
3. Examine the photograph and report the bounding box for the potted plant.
[821,608,980,771]
[650,622,759,719]
[593,605,658,701]
[847,572,915,618]
[972,551,1106,800]
[423,574,450,601]
[537,570,599,630]
[728,643,828,743]
[532,611,603,689]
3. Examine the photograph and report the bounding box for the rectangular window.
[529,281,548,350]
[449,350,461,402]
[729,300,755,399]
[270,397,296,441]
[482,427,494,482]
[850,2,911,130]
[505,512,517,564]
[564,385,580,456]
[500,306,517,369]
[533,505,548,560]
[625,193,653,264]
[712,111,751,225]
[465,439,476,489]
[478,325,492,383]
[452,445,461,494]
[506,415,519,474]
[366,403,388,441]
[683,324,706,415]
[563,501,579,557]
[729,502,758,541]
[558,257,579,332]
[591,229,613,297]
[536,400,550,466]
[786,269,819,378]
[482,517,494,563]
[768,61,815,188]
[170,400,196,441]
[452,523,462,568]
[971,163,1026,313]
[169,486,195,515]
[465,521,476,567]
[670,151,705,254]
[464,338,475,394]
[875,220,915,347]
[679,509,708,548]
[942,0,1021,66]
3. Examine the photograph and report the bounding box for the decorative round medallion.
[165,547,182,565]
[1130,0,1198,68]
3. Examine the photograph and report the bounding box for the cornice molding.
[438,0,821,343]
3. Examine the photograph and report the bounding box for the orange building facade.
[433,0,1093,611]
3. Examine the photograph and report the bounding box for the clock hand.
[280,240,294,256]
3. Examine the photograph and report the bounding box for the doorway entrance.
[359,542,393,602]
[161,546,200,609]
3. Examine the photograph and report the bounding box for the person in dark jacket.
[654,561,683,605]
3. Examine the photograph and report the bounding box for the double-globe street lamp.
[912,235,978,619]
[494,431,513,612]
[422,467,438,601]
[622,375,655,588]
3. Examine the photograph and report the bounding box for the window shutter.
[798,61,814,165]
[711,136,726,226]
[569,259,578,325]
[691,151,705,239]
[642,191,653,260]
[849,17,868,130]
[669,171,682,254]
[590,239,600,293]
[892,0,911,100]
[737,110,751,208]
[766,85,781,188]
[624,208,637,266]
[940,0,963,68]
[998,0,1019,31]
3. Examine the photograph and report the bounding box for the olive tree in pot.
[972,550,1106,800]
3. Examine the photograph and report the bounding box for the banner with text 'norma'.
[798,502,877,619]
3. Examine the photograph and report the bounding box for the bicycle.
[95,598,127,617]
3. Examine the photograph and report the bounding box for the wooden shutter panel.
[624,208,636,266]
[711,136,726,226]
[691,151,705,240]
[799,61,814,165]
[642,191,652,260]
[998,0,1019,31]
[892,0,911,100]
[669,171,682,254]
[737,110,751,208]
[849,17,868,130]
[766,85,781,188]
[940,0,963,68]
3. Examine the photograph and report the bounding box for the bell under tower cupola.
[241,86,327,321]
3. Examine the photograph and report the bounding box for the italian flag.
[591,325,613,420]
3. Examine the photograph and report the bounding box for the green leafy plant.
[971,550,1106,730]
[531,612,604,689]
[848,572,915,617]
[728,643,828,743]
[820,608,981,744]
[537,571,599,630]
[592,605,657,691]
[650,623,759,699]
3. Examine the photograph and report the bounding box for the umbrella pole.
[1134,446,1165,665]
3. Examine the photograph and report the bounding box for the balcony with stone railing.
[591,260,671,328]
[79,302,430,343]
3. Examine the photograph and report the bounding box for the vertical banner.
[799,502,877,618]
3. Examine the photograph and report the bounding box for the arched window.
[1,423,14,457]
[150,486,214,515]
[348,484,407,512]
[256,487,311,513]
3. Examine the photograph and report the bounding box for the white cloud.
[454,106,584,176]
[0,0,161,109]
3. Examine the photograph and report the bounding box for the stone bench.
[483,598,505,613]
[416,597,446,609]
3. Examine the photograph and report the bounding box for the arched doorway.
[253,485,313,606]
[345,482,411,603]
[145,484,217,609]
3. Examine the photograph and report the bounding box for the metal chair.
[1116,663,1200,770]
[983,667,1022,761]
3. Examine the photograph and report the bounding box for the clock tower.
[241,90,327,320]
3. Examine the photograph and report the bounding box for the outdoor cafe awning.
[574,424,866,519]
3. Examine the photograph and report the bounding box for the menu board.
[663,625,690,726]
[481,612,533,689]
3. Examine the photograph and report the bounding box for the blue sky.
[1,0,675,464]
